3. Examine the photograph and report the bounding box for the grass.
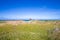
[0,21,6,23]
[0,20,60,40]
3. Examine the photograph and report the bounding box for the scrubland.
[0,20,60,40]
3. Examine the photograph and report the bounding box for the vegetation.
[0,20,60,40]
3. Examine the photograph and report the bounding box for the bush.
[47,27,60,40]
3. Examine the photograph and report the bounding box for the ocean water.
[24,20,31,22]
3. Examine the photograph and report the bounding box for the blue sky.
[0,0,60,19]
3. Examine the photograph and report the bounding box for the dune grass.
[0,20,60,40]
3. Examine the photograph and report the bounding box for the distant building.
[30,18,32,20]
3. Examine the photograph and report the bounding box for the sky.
[0,0,60,19]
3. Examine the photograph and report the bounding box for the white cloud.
[0,7,60,19]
